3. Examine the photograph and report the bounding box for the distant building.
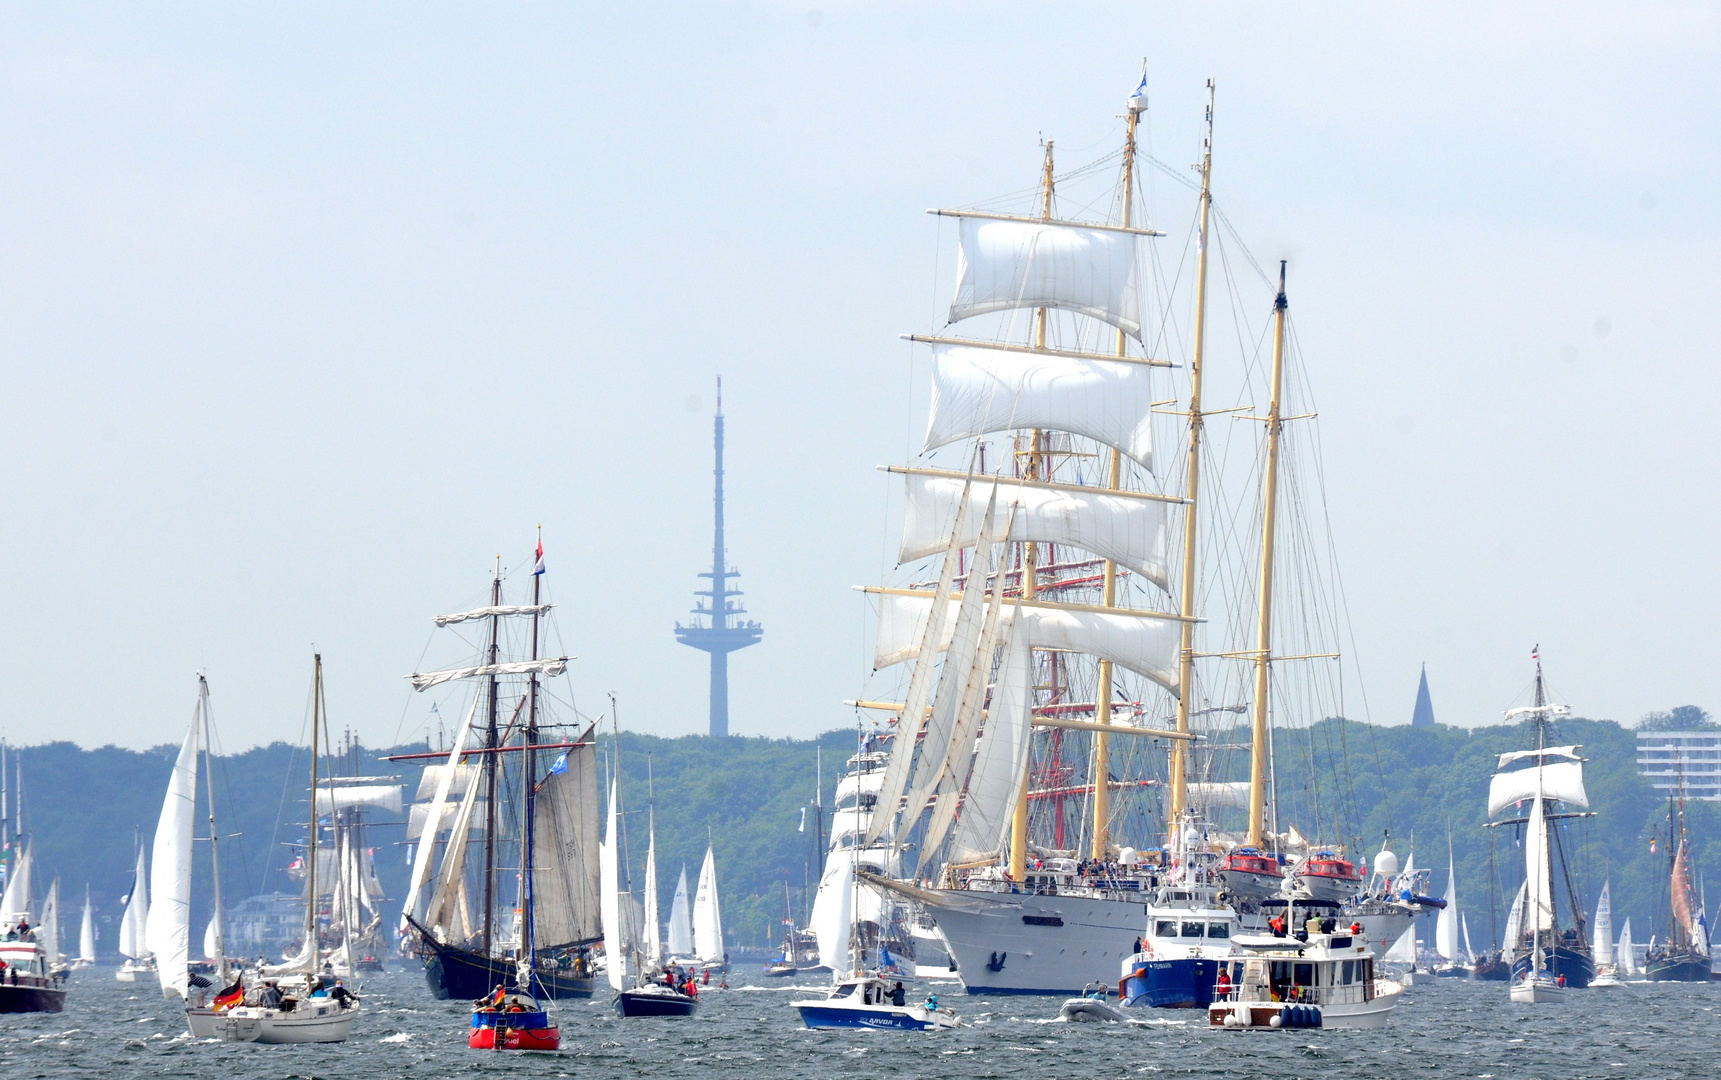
[1636,731,1721,801]
[227,892,306,957]
[1410,664,1436,728]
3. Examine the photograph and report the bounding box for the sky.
[1,3,1717,751]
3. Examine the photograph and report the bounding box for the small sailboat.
[692,844,727,974]
[1433,839,1467,977]
[1589,881,1623,987]
[115,840,153,982]
[1382,927,1418,986]
[764,881,798,978]
[613,766,697,1018]
[666,868,694,961]
[71,886,96,970]
[1617,918,1639,979]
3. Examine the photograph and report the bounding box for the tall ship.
[1484,652,1596,990]
[399,539,604,1000]
[1645,782,1710,981]
[848,71,1384,998]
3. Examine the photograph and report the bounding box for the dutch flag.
[533,539,546,576]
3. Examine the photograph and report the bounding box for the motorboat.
[615,982,699,1017]
[1059,983,1130,1022]
[1207,927,1401,1030]
[792,974,958,1031]
[1120,879,1240,1009]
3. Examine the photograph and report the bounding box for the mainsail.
[79,888,96,963]
[146,718,198,1000]
[1617,918,1637,975]
[666,868,693,957]
[1593,881,1615,967]
[599,777,629,992]
[530,735,601,949]
[119,844,149,961]
[693,846,724,964]
[1435,845,1460,962]
[0,839,29,922]
[642,817,661,967]
[39,878,59,967]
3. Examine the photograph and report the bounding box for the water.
[4,968,1717,1079]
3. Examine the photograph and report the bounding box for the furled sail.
[1496,745,1582,768]
[693,846,724,964]
[532,736,602,949]
[1593,880,1615,966]
[667,868,693,957]
[414,763,479,802]
[946,621,1032,862]
[407,799,488,839]
[947,216,1144,339]
[146,719,198,1001]
[1487,761,1589,817]
[863,493,969,847]
[1187,781,1252,811]
[119,845,149,960]
[872,593,1181,694]
[313,784,403,816]
[408,657,569,692]
[923,344,1155,468]
[898,471,1170,592]
[433,604,552,627]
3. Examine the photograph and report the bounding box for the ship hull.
[614,988,698,1016]
[916,888,1150,995]
[422,939,594,1001]
[1121,957,1220,1009]
[1510,946,1594,990]
[1645,954,1710,982]
[0,981,65,1013]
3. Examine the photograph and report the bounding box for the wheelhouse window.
[1207,923,1230,939]
[1293,963,1314,986]
[1180,921,1205,939]
[1155,920,1178,937]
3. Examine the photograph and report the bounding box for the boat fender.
[1410,894,1446,909]
[1311,1007,1322,1028]
[1270,1008,1285,1028]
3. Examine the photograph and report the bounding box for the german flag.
[212,979,245,1011]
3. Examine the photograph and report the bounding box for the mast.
[197,674,227,979]
[482,560,501,955]
[305,654,321,967]
[522,529,543,990]
[1091,72,1145,861]
[1010,139,1056,882]
[1245,262,1288,849]
[1169,80,1215,832]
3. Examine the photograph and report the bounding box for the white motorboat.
[792,974,958,1031]
[196,991,360,1043]
[1207,927,1402,1030]
[1589,969,1624,988]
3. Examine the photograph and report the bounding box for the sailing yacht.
[72,886,96,970]
[1590,881,1622,987]
[1485,652,1596,992]
[610,763,698,1017]
[692,845,727,972]
[1617,917,1640,978]
[1646,793,1710,980]
[400,549,602,1001]
[1433,839,1467,977]
[115,839,153,981]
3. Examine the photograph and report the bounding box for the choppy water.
[4,967,1718,1079]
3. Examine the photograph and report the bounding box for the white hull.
[1349,910,1414,959]
[115,959,155,983]
[191,1001,359,1042]
[1590,974,1624,988]
[918,888,1151,994]
[1210,980,1401,1030]
[1510,977,1565,1003]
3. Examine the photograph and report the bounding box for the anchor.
[987,951,1007,973]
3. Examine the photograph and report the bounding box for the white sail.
[408,656,568,692]
[947,215,1144,339]
[202,912,219,960]
[947,620,1031,862]
[414,763,479,802]
[1187,781,1253,811]
[422,754,485,939]
[1496,745,1582,768]
[1487,761,1588,816]
[899,497,1001,834]
[863,494,968,848]
[924,343,1154,467]
[599,777,627,992]
[1503,880,1527,961]
[642,820,661,967]
[1461,912,1475,963]
[1524,795,1554,933]
[872,592,1181,693]
[1383,927,1417,964]
[1593,880,1615,966]
[667,868,693,957]
[407,799,488,839]
[898,471,1169,592]
[79,889,96,963]
[693,846,724,964]
[40,878,59,967]
[312,785,403,816]
[146,718,198,1001]
[119,844,149,960]
[0,839,29,922]
[811,855,854,979]
[531,738,602,949]
[401,693,479,931]
[1617,917,1636,975]
[1436,847,1460,962]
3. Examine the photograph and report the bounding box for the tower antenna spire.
[675,377,763,736]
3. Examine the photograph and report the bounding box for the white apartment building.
[1636,731,1721,801]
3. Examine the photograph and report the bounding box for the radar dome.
[1373,847,1400,878]
[1119,847,1139,866]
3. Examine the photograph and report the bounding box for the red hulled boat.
[1296,852,1364,903]
[1218,848,1284,899]
[470,991,560,1050]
